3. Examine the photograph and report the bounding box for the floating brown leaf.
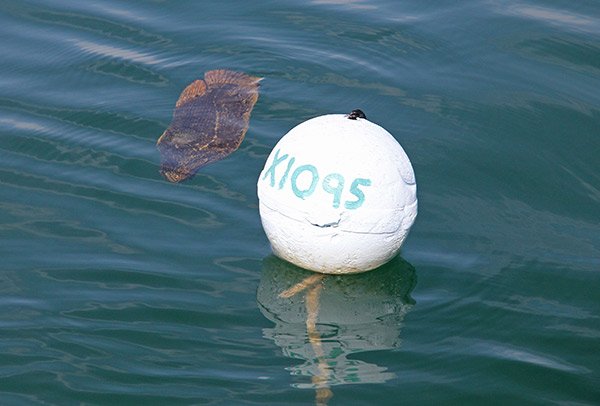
[157,69,261,182]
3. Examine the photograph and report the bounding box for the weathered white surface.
[257,114,417,274]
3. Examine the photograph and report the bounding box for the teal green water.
[1,0,599,404]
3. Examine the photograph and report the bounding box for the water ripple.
[73,40,171,67]
[499,3,600,35]
[450,338,591,374]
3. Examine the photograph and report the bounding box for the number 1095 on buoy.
[262,149,371,209]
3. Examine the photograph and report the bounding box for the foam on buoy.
[257,110,417,274]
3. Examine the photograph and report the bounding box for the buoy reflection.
[257,256,416,405]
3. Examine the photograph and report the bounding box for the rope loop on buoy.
[346,109,366,120]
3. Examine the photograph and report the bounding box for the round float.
[257,111,417,274]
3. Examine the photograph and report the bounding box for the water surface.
[1,0,599,404]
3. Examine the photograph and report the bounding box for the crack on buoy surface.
[346,109,366,120]
[307,213,342,228]
[310,220,340,228]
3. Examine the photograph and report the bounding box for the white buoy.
[257,111,417,274]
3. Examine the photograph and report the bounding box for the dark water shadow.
[257,255,416,404]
